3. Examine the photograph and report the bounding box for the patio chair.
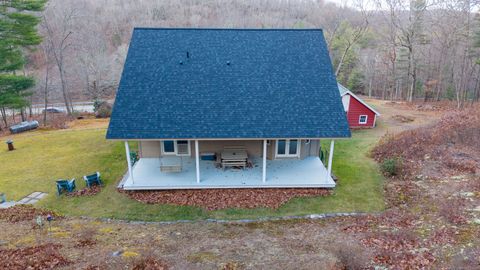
[130,151,138,165]
[83,172,102,187]
[56,179,76,195]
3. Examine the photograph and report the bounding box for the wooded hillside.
[3,0,480,123]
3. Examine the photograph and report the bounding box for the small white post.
[124,141,134,183]
[262,139,267,183]
[195,140,200,183]
[326,140,335,181]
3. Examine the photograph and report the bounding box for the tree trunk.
[382,78,387,100]
[473,68,480,103]
[335,44,352,77]
[43,64,49,126]
[0,107,7,127]
[28,94,33,118]
[410,64,417,102]
[368,75,373,98]
[58,66,72,115]
[20,109,26,122]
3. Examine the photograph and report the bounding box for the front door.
[275,139,300,158]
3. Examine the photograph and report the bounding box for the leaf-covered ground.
[122,188,331,210]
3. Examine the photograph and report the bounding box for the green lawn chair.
[130,151,138,165]
[56,179,76,195]
[83,172,102,187]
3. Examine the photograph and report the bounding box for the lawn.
[0,123,384,221]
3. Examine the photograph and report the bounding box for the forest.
[1,0,480,128]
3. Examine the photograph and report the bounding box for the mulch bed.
[67,185,102,197]
[0,205,60,223]
[0,244,70,269]
[122,188,331,210]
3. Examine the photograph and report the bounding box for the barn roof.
[338,83,350,96]
[107,28,351,139]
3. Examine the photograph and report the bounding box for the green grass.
[0,127,384,221]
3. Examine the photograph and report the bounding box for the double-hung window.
[276,139,300,158]
[359,115,368,124]
[161,140,191,156]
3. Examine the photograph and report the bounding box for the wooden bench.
[221,146,248,169]
[221,160,247,168]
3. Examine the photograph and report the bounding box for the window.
[359,115,368,124]
[176,140,189,155]
[162,141,175,154]
[277,140,286,155]
[161,140,191,156]
[288,140,298,155]
[276,139,300,158]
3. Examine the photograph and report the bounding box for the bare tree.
[41,5,76,115]
[17,0,480,107]
[38,42,53,126]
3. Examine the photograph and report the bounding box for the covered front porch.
[120,139,336,190]
[119,156,335,190]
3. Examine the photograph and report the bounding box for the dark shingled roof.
[107,28,351,139]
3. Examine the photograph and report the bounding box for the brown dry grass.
[372,106,480,178]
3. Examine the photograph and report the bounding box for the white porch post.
[195,140,200,183]
[124,141,134,183]
[326,140,335,181]
[262,139,267,183]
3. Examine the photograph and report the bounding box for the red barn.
[338,83,380,128]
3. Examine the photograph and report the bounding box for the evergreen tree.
[0,0,47,127]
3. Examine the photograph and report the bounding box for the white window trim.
[359,115,368,124]
[161,140,191,156]
[275,139,301,158]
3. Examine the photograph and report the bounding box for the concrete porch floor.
[119,156,335,190]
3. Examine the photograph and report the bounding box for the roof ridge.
[133,27,323,32]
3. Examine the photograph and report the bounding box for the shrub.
[95,101,112,118]
[93,99,103,112]
[381,158,402,176]
[75,227,97,247]
[330,244,368,270]
[132,252,169,270]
